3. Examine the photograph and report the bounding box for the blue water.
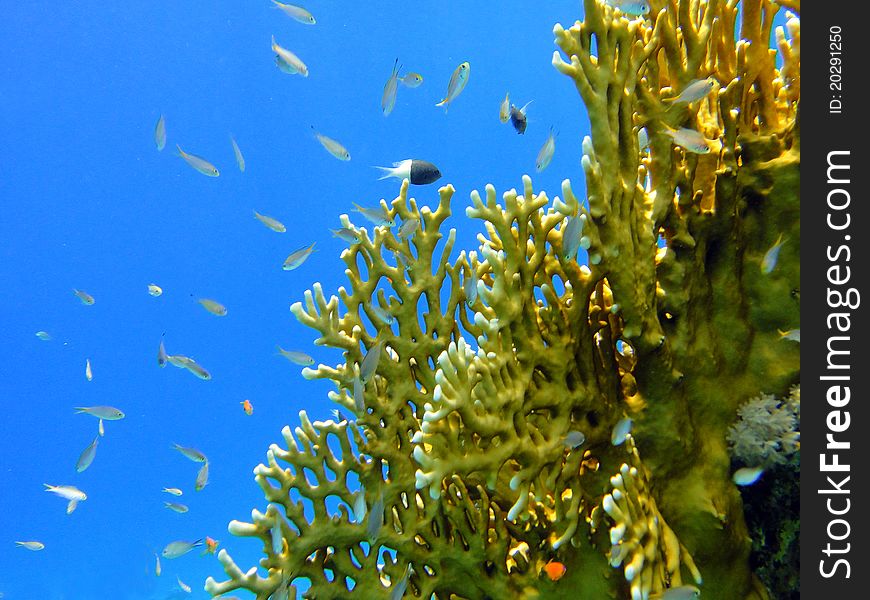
[0,2,588,597]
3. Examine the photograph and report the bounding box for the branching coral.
[206,1,799,598]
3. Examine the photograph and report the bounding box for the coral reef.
[727,385,800,469]
[206,0,800,598]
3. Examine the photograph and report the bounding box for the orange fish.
[203,536,219,555]
[240,400,253,416]
[543,560,567,582]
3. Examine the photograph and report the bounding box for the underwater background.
[0,1,603,598]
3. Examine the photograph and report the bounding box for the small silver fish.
[98,418,104,437]
[366,492,385,542]
[275,54,301,75]
[778,328,800,343]
[230,135,245,172]
[464,268,478,306]
[499,92,511,123]
[606,0,651,16]
[352,203,394,227]
[396,217,419,240]
[562,431,586,449]
[375,159,442,185]
[390,564,413,600]
[561,214,585,261]
[435,61,470,112]
[75,437,99,473]
[177,575,191,593]
[350,490,366,524]
[172,443,208,463]
[399,72,423,88]
[155,552,162,576]
[44,484,87,502]
[761,234,784,274]
[282,243,317,270]
[611,417,633,446]
[662,126,710,154]
[154,115,167,151]
[382,58,401,116]
[732,466,764,486]
[198,298,227,316]
[271,514,284,554]
[73,289,95,305]
[162,539,202,559]
[164,501,189,514]
[171,356,212,380]
[176,145,220,176]
[35,331,52,341]
[195,462,210,491]
[85,358,93,381]
[661,585,701,599]
[536,128,556,172]
[365,302,394,325]
[664,77,716,104]
[271,1,315,25]
[330,227,362,244]
[254,210,287,233]
[158,335,168,368]
[148,283,163,297]
[277,345,315,366]
[75,406,125,420]
[637,127,650,150]
[163,487,184,496]
[312,127,350,160]
[359,341,384,383]
[15,541,45,551]
[271,36,308,77]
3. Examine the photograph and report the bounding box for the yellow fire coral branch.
[207,1,799,598]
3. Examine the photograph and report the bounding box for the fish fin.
[374,166,396,180]
[520,100,534,114]
[175,144,185,158]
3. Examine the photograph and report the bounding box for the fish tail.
[175,144,185,157]
[374,165,396,180]
[73,407,87,414]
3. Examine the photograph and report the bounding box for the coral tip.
[543,560,567,581]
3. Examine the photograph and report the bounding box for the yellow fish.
[147,283,163,297]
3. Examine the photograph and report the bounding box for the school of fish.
[19,3,740,598]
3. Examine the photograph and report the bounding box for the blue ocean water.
[0,2,588,597]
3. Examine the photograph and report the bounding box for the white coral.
[727,385,800,468]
